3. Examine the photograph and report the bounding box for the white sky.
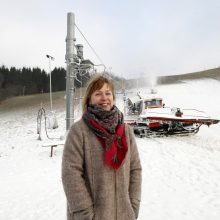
[1,0,220,78]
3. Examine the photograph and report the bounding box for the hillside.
[125,67,220,88]
[1,67,220,112]
[158,67,220,84]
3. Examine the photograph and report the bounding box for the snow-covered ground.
[0,78,220,220]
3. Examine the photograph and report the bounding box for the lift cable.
[75,23,106,69]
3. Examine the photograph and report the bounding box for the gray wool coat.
[62,119,142,220]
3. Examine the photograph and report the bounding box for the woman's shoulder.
[123,123,134,138]
[124,123,132,132]
[70,118,86,130]
[70,118,87,131]
[66,118,89,140]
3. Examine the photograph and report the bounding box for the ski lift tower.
[65,12,75,130]
[65,12,94,130]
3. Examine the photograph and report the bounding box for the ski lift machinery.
[38,12,94,146]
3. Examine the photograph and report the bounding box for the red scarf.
[83,105,128,170]
[90,120,128,170]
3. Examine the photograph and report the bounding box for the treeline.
[0,66,63,101]
[0,66,91,102]
[0,65,124,102]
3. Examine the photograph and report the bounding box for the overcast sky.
[1,0,220,78]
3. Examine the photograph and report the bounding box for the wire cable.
[75,23,106,69]
[74,23,123,88]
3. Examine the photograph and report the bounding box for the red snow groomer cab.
[143,97,164,129]
[125,94,219,137]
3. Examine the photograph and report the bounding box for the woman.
[62,75,142,220]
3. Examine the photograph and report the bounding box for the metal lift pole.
[65,12,75,130]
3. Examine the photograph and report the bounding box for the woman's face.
[90,83,114,111]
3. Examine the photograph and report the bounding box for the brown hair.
[82,75,115,112]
